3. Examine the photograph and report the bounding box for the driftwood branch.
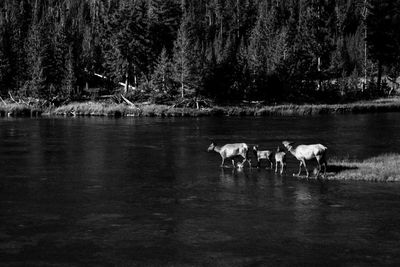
[121,94,135,107]
[8,92,17,103]
[0,96,6,105]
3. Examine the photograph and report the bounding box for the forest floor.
[325,154,400,182]
[1,96,400,117]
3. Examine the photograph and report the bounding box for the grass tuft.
[327,154,400,182]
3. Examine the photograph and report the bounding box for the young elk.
[252,145,273,169]
[274,146,286,175]
[282,141,327,178]
[207,142,250,168]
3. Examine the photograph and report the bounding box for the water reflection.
[1,115,400,265]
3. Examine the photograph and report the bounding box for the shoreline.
[1,97,400,117]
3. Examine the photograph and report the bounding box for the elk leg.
[303,160,309,178]
[297,161,302,176]
[220,158,225,167]
[232,159,235,168]
[275,162,278,173]
[316,160,321,178]
[241,157,247,166]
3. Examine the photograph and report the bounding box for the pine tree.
[172,24,191,98]
[149,0,181,54]
[54,23,69,89]
[0,39,11,96]
[0,10,18,94]
[62,46,77,100]
[247,2,286,94]
[368,0,400,90]
[151,47,174,95]
[0,20,12,95]
[103,1,151,93]
[26,20,56,100]
[13,0,32,91]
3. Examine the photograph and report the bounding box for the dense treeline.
[0,0,399,105]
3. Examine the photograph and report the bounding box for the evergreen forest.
[1,0,400,105]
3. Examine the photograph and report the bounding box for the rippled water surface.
[1,114,400,266]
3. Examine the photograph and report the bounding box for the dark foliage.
[0,0,399,104]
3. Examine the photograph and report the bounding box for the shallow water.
[1,114,400,266]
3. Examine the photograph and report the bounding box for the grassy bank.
[0,102,42,117]
[52,97,400,117]
[2,97,400,117]
[327,154,400,182]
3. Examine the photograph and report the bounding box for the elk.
[274,146,286,175]
[207,142,250,168]
[252,145,273,169]
[282,141,327,178]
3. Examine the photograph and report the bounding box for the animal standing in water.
[207,142,250,168]
[274,146,286,175]
[282,141,327,178]
[252,145,274,169]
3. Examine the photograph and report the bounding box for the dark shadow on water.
[326,164,358,173]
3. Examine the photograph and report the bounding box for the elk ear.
[282,141,294,148]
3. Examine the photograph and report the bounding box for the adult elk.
[207,142,250,168]
[282,141,327,178]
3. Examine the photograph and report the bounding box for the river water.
[1,114,400,266]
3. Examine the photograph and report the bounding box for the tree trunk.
[317,57,321,91]
[363,0,368,92]
[236,0,240,39]
[133,65,137,90]
[181,80,184,98]
[124,71,129,95]
[377,60,382,92]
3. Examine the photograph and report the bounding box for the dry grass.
[53,102,139,117]
[3,97,400,117]
[327,154,400,182]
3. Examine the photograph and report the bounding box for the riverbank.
[0,102,42,117]
[2,97,400,117]
[327,154,400,182]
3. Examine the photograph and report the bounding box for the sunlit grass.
[53,102,138,117]
[54,102,211,117]
[3,96,400,117]
[327,154,400,182]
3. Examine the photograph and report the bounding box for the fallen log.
[8,92,17,103]
[121,94,135,107]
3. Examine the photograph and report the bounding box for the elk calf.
[252,145,273,169]
[274,146,286,175]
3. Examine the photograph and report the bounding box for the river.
[1,114,400,266]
